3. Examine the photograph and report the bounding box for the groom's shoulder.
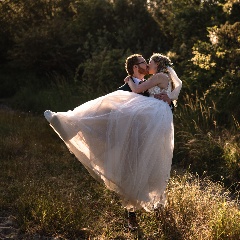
[118,83,131,91]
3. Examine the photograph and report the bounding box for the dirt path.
[0,213,19,240]
[0,211,72,240]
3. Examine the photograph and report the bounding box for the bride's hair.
[150,53,172,73]
[150,53,182,102]
[150,53,175,90]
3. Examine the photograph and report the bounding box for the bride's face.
[148,59,158,74]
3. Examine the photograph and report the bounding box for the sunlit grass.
[0,109,240,239]
[174,93,240,186]
[165,171,240,240]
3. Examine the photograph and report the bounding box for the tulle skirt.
[44,90,174,212]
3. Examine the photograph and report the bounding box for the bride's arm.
[124,73,168,93]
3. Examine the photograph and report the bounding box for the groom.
[118,54,174,230]
[118,54,174,111]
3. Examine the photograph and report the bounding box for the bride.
[44,53,182,213]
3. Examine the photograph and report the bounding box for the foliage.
[76,48,131,96]
[1,0,239,117]
[191,21,240,123]
[149,0,225,57]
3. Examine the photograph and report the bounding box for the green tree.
[191,20,240,123]
[75,48,131,98]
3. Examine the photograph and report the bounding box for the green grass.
[0,109,240,239]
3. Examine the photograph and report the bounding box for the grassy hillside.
[0,109,239,239]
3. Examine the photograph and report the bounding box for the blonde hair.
[150,53,174,89]
[150,53,172,73]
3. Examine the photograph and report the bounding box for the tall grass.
[8,74,94,114]
[0,107,240,239]
[174,93,240,186]
[162,171,240,240]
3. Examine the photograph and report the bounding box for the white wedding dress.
[44,68,181,212]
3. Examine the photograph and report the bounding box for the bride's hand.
[124,76,130,83]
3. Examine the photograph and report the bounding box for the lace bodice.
[148,67,182,100]
[148,84,171,98]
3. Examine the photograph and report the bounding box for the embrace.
[44,53,182,230]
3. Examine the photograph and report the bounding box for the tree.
[191,21,240,123]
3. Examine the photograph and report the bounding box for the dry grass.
[174,93,240,186]
[164,171,240,240]
[0,109,240,239]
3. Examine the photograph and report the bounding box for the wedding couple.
[44,53,182,230]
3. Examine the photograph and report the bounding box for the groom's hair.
[125,54,142,75]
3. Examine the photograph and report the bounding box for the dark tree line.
[0,0,239,121]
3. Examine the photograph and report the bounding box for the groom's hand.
[154,93,171,105]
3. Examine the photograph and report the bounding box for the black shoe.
[154,205,164,221]
[128,211,138,231]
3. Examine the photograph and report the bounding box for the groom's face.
[135,57,149,75]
